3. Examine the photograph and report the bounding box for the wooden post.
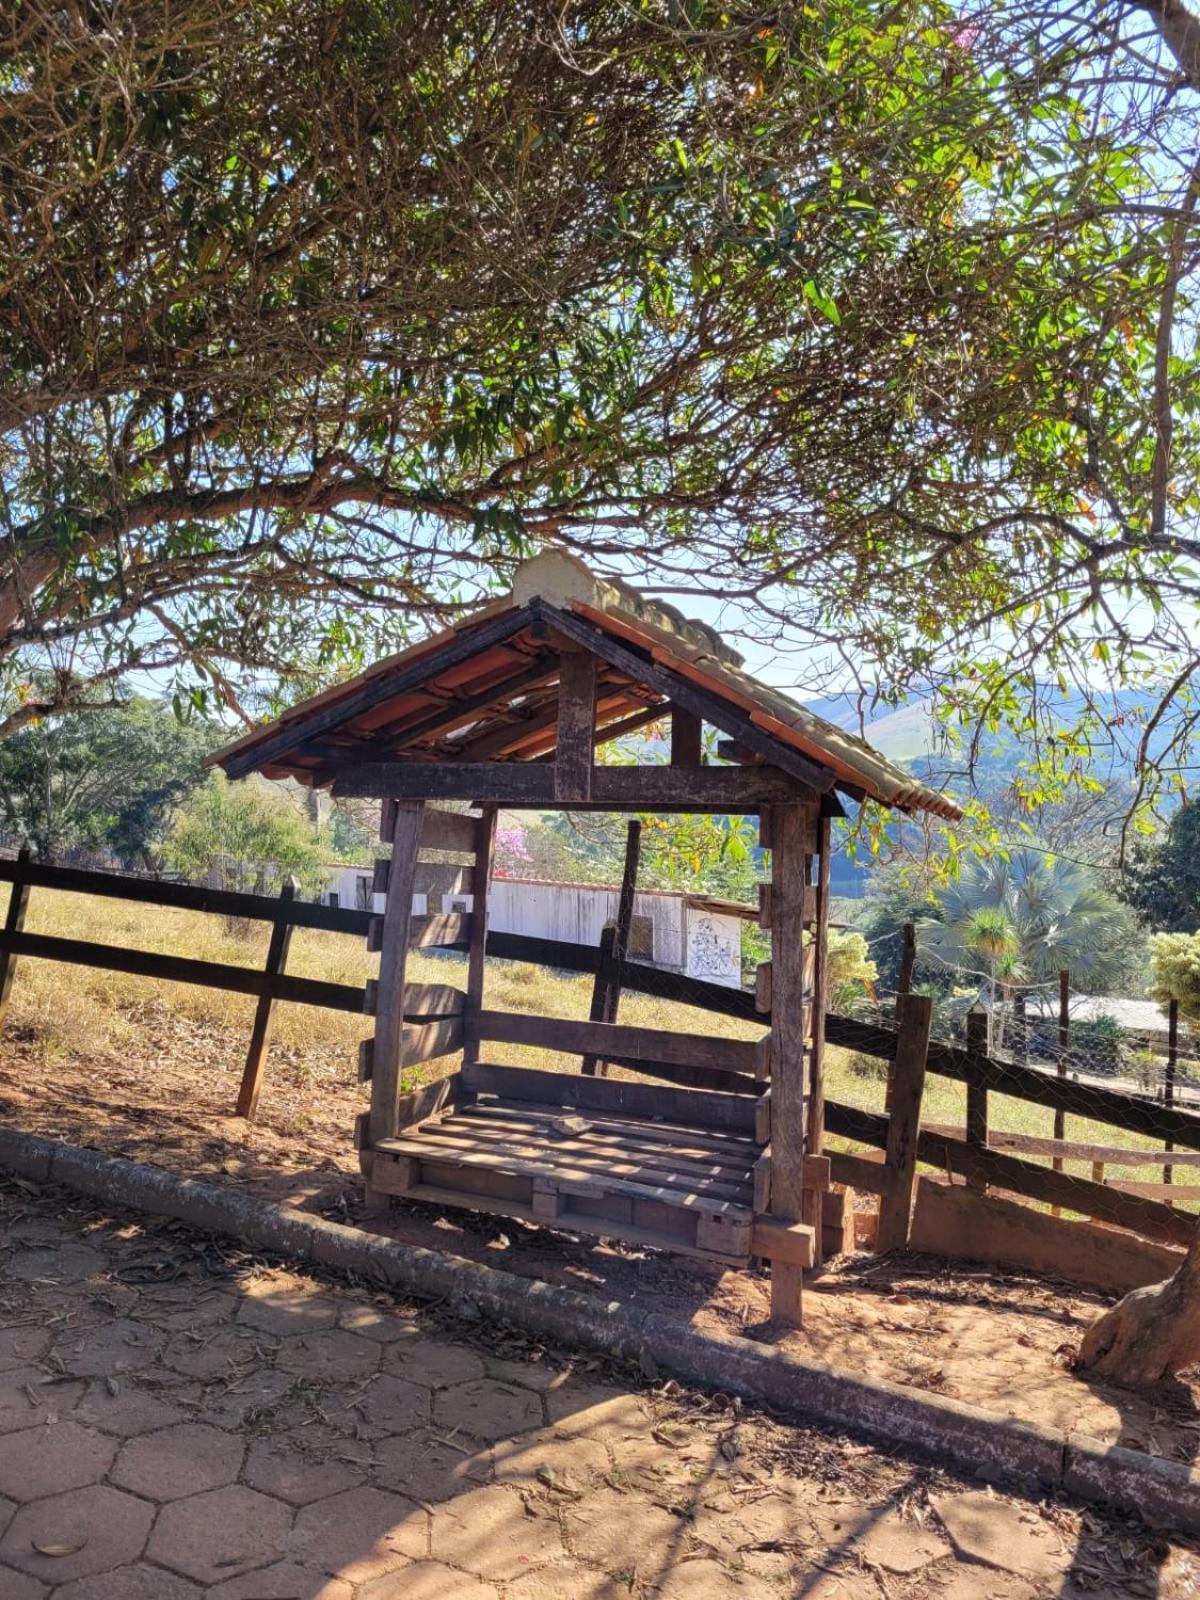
[885,921,916,1115]
[803,813,832,1263]
[0,846,32,1030]
[965,1003,988,1193]
[1165,997,1179,1190]
[1052,969,1069,1213]
[367,799,426,1157]
[555,653,597,801]
[462,806,496,1068]
[583,819,641,1076]
[236,878,297,1119]
[767,802,811,1326]
[877,992,933,1252]
[670,705,703,766]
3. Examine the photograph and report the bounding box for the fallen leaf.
[33,1540,86,1557]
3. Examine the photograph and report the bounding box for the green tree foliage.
[0,696,214,863]
[4,1,1200,818]
[920,846,1145,997]
[1149,930,1200,1030]
[165,772,328,896]
[1122,804,1200,932]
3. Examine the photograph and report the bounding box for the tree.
[1122,804,1200,932]
[0,695,214,863]
[5,0,1200,821]
[164,772,328,896]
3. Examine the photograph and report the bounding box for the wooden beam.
[751,1216,816,1268]
[236,879,297,1119]
[366,659,556,749]
[555,653,598,801]
[584,819,642,1077]
[670,705,703,766]
[460,1061,759,1135]
[767,802,810,1327]
[333,761,815,810]
[877,993,934,1252]
[368,799,426,1158]
[463,807,496,1068]
[469,1009,763,1076]
[0,846,31,1029]
[804,813,833,1259]
[531,601,836,794]
[223,605,538,779]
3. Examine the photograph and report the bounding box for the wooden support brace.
[0,846,32,1030]
[555,653,598,801]
[877,992,934,1252]
[236,878,296,1119]
[462,806,496,1068]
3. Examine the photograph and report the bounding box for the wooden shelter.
[215,552,958,1324]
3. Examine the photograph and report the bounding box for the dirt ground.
[3,1174,1199,1599]
[4,1010,1200,1475]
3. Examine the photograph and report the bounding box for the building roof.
[213,551,961,819]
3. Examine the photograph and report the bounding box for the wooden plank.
[824,1012,1200,1154]
[535,601,834,794]
[236,879,297,1119]
[461,1061,759,1134]
[804,814,833,1258]
[402,1016,464,1066]
[1108,1178,1200,1201]
[0,854,372,936]
[877,992,934,1252]
[222,605,538,778]
[389,663,559,751]
[368,799,426,1149]
[393,1073,462,1133]
[584,819,641,1077]
[410,913,472,949]
[0,927,364,1011]
[461,1099,758,1164]
[751,1217,816,1268]
[420,806,483,857]
[555,652,598,801]
[333,760,814,810]
[469,1009,763,1076]
[768,802,809,1326]
[980,1130,1200,1168]
[828,1148,888,1195]
[462,807,496,1068]
[0,847,31,1029]
[965,1007,988,1194]
[670,705,703,766]
[413,862,475,899]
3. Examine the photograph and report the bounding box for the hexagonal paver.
[195,1368,299,1431]
[237,1279,341,1337]
[483,1355,569,1393]
[243,1430,365,1505]
[0,1484,155,1585]
[563,1487,686,1581]
[372,1433,491,1504]
[162,1325,265,1382]
[0,1324,51,1372]
[657,1559,757,1598]
[361,1563,498,1599]
[51,1563,203,1600]
[431,1484,563,1581]
[111,1421,243,1500]
[0,1562,46,1599]
[0,1421,116,1502]
[146,1484,293,1585]
[934,1492,1068,1580]
[7,1242,105,1284]
[492,1432,608,1492]
[506,1565,629,1600]
[292,1487,427,1583]
[207,1563,353,1599]
[72,1378,188,1438]
[0,1368,84,1435]
[338,1304,420,1343]
[382,1336,485,1389]
[544,1383,649,1437]
[276,1328,379,1383]
[851,1508,951,1575]
[349,1374,429,1437]
[433,1379,541,1442]
[54,1319,163,1378]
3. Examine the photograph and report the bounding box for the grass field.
[3,886,1195,1208]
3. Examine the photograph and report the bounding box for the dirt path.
[2,1174,1199,1598]
[4,1016,1200,1469]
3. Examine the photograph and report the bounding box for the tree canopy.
[3,1,1200,820]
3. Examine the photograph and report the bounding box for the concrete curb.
[2,1127,1196,1534]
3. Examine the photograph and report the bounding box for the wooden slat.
[410,913,472,949]
[828,1148,888,1195]
[0,855,371,935]
[877,993,933,1252]
[0,927,364,1011]
[420,806,483,856]
[394,1073,461,1133]
[236,879,297,1119]
[368,799,426,1149]
[461,1061,759,1133]
[751,1217,816,1268]
[463,807,496,1069]
[767,801,809,1326]
[460,1099,758,1162]
[469,1009,764,1076]
[333,760,816,811]
[403,1016,464,1066]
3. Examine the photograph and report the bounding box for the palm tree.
[920,847,1144,1050]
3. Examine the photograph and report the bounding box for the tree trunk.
[1076,1221,1200,1386]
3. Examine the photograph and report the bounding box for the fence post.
[0,846,32,1031]
[1165,997,1179,1191]
[877,992,933,1253]
[885,921,917,1116]
[1051,969,1069,1214]
[236,878,297,1119]
[583,819,640,1077]
[965,1003,989,1193]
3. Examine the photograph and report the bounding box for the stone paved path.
[0,1175,1197,1599]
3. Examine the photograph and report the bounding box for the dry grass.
[4,887,1194,1207]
